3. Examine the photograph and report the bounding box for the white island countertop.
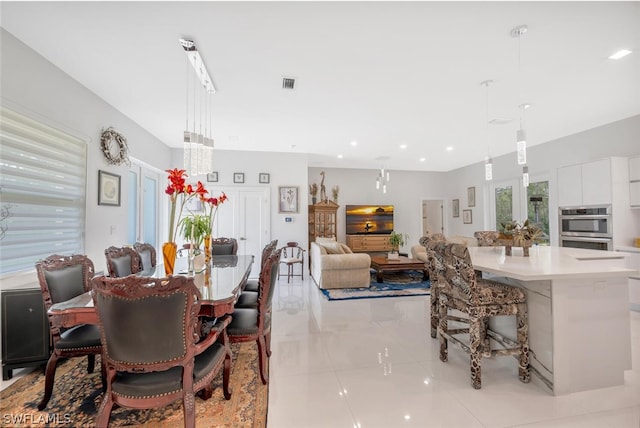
[469,246,639,281]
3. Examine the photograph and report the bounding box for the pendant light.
[522,166,530,188]
[511,25,528,166]
[481,80,493,181]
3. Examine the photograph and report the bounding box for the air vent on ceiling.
[282,77,296,90]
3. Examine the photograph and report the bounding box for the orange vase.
[162,242,177,275]
[204,235,212,264]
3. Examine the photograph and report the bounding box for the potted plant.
[180,214,209,271]
[309,183,318,204]
[388,231,409,259]
[499,219,543,256]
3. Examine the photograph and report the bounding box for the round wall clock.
[100,127,130,166]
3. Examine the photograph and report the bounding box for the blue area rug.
[320,270,430,301]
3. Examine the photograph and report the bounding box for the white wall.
[1,28,172,286]
[308,167,450,254]
[178,149,310,253]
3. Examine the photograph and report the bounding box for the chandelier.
[180,38,215,177]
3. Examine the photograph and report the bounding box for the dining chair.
[133,242,156,271]
[431,241,530,389]
[277,242,305,283]
[421,234,449,338]
[211,237,238,256]
[228,247,281,384]
[91,274,232,428]
[243,240,278,293]
[104,246,142,277]
[35,254,104,410]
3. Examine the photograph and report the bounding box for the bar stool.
[278,242,305,283]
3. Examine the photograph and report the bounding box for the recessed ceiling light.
[400,144,407,149]
[608,49,632,60]
[446,146,453,151]
[350,140,358,146]
[337,154,343,159]
[419,157,426,162]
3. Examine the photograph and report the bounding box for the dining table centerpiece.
[498,219,543,256]
[201,192,228,263]
[164,168,208,274]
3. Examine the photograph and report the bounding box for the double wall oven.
[559,205,612,251]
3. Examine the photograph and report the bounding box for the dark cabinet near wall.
[2,289,50,380]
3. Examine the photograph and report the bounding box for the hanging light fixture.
[375,157,390,194]
[481,80,493,181]
[511,25,528,166]
[522,166,530,188]
[180,38,215,176]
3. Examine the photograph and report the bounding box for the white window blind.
[0,107,87,276]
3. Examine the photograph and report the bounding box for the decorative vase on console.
[202,191,228,264]
[388,231,408,260]
[309,183,318,205]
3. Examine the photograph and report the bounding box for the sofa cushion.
[317,241,345,254]
[315,237,337,244]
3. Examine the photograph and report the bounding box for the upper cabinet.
[630,156,640,208]
[557,158,612,206]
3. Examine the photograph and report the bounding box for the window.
[494,184,514,231]
[526,180,550,244]
[0,107,86,275]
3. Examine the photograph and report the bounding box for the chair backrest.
[91,274,200,372]
[36,254,95,308]
[258,248,282,313]
[474,231,500,247]
[211,237,238,256]
[104,246,142,277]
[419,233,446,248]
[281,242,304,260]
[430,241,477,301]
[36,254,95,336]
[133,242,156,271]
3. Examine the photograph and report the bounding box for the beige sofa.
[310,241,371,289]
[411,235,477,263]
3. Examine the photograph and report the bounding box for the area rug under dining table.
[0,342,267,428]
[320,270,431,301]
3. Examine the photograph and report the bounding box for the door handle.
[240,237,246,240]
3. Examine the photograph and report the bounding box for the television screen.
[345,205,394,235]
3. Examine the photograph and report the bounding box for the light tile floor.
[4,276,639,427]
[268,277,640,428]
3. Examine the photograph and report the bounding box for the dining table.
[48,254,255,330]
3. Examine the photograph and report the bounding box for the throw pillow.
[315,236,336,245]
[317,241,345,254]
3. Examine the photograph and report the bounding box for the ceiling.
[1,2,639,172]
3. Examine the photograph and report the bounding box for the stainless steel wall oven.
[559,205,612,251]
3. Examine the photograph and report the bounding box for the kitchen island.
[469,245,638,395]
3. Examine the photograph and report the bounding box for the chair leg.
[438,298,448,362]
[222,331,232,400]
[87,354,95,374]
[469,314,482,389]
[182,392,196,428]
[517,303,531,383]
[95,392,113,428]
[430,287,439,338]
[100,357,107,391]
[257,336,269,384]
[265,330,272,357]
[37,352,60,410]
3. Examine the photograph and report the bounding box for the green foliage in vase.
[179,214,209,251]
[389,231,409,252]
[500,219,544,244]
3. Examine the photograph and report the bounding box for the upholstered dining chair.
[35,254,104,410]
[133,242,156,272]
[473,231,500,247]
[228,248,281,384]
[277,242,305,283]
[211,237,238,256]
[104,246,142,277]
[243,240,278,293]
[91,274,232,428]
[235,240,278,309]
[420,233,448,338]
[430,241,530,389]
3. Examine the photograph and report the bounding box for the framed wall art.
[452,199,460,218]
[98,170,121,206]
[207,172,218,182]
[259,173,270,184]
[467,186,476,207]
[278,186,299,213]
[233,172,244,184]
[463,209,473,224]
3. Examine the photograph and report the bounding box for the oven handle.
[560,215,611,220]
[560,236,612,243]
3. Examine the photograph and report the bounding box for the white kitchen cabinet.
[630,156,640,208]
[557,158,612,206]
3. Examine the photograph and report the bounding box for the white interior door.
[208,186,270,278]
[421,199,444,236]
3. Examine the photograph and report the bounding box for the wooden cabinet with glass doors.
[308,200,339,244]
